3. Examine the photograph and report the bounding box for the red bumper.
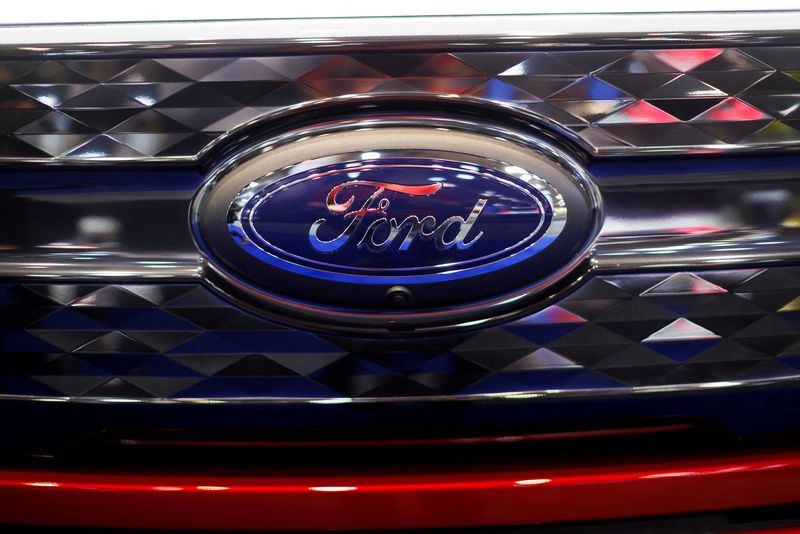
[2,447,800,530]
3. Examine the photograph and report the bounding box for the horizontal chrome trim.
[3,231,800,279]
[0,372,795,405]
[595,229,800,271]
[2,11,800,56]
[0,253,201,280]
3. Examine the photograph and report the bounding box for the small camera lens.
[385,286,412,307]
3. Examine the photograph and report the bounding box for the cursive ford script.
[308,180,487,253]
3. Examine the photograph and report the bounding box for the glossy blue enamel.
[231,157,557,284]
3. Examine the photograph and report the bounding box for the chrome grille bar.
[0,49,789,159]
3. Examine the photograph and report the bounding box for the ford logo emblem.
[194,118,601,334]
[231,157,562,279]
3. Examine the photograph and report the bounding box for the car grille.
[3,12,800,456]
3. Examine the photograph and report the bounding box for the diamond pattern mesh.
[2,267,800,400]
[0,48,799,160]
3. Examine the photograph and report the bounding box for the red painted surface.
[2,447,800,530]
[741,529,800,533]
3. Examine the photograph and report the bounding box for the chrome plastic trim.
[0,370,796,405]
[596,229,800,271]
[3,265,800,404]
[0,48,799,160]
[0,253,201,280]
[7,230,800,278]
[7,232,800,279]
[2,11,800,55]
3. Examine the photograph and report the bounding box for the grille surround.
[3,13,800,454]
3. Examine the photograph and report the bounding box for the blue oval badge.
[228,156,563,283]
[195,121,601,333]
